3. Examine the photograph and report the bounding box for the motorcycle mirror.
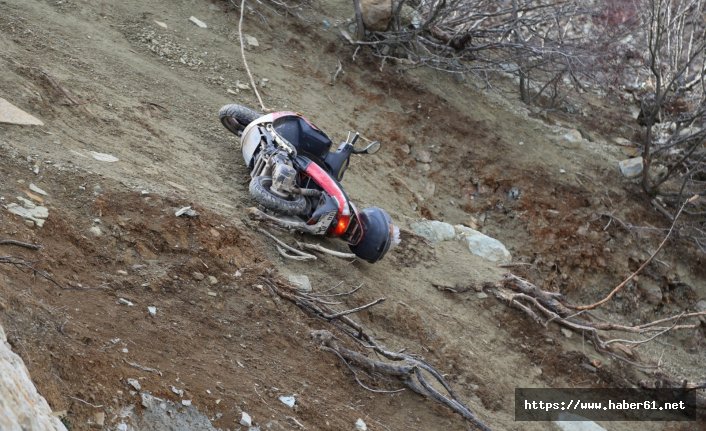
[362,141,380,155]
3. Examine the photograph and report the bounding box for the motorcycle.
[218,104,397,263]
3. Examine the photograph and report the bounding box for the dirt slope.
[1,0,703,430]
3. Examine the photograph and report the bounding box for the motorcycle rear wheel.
[219,104,262,136]
[249,175,308,215]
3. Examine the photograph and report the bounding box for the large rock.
[0,324,68,431]
[360,0,392,31]
[454,225,512,263]
[0,97,44,126]
[410,220,456,243]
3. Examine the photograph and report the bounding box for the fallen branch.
[0,239,41,250]
[296,241,357,260]
[235,0,267,111]
[263,277,490,429]
[258,228,316,261]
[124,359,163,376]
[572,196,695,311]
[311,330,491,431]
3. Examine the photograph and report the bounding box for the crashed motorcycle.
[218,104,396,263]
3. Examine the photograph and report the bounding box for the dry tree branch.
[234,0,267,111]
[263,277,491,429]
[572,196,695,311]
[296,241,357,260]
[257,228,317,260]
[0,239,41,250]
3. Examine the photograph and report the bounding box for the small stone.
[207,291,217,297]
[355,418,367,431]
[415,150,432,163]
[171,386,184,397]
[208,275,218,285]
[154,20,168,29]
[189,16,208,28]
[147,306,157,317]
[240,412,253,427]
[25,220,35,228]
[618,156,643,178]
[559,168,567,174]
[507,187,521,200]
[192,272,205,281]
[127,378,141,391]
[288,274,312,293]
[89,151,119,163]
[175,206,198,217]
[400,144,410,154]
[560,328,573,338]
[244,34,259,48]
[29,183,47,195]
[117,424,128,431]
[278,395,296,408]
[563,129,583,143]
[118,298,134,307]
[89,226,103,237]
[476,292,488,300]
[94,411,105,427]
[181,399,192,406]
[236,81,251,91]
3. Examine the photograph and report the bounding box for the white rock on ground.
[0,324,68,431]
[0,97,44,126]
[618,156,643,178]
[287,274,312,293]
[554,412,607,431]
[410,220,456,243]
[189,16,208,28]
[454,225,512,263]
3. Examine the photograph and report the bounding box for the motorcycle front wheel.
[249,176,308,215]
[219,104,263,136]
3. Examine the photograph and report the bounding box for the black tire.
[249,176,307,215]
[219,104,263,136]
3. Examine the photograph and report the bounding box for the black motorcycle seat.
[273,115,332,160]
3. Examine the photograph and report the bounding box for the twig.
[0,239,41,250]
[124,359,163,376]
[330,60,344,86]
[68,396,103,408]
[297,241,356,260]
[258,228,316,260]
[277,245,316,261]
[237,0,267,111]
[311,283,364,298]
[324,298,385,320]
[572,196,694,311]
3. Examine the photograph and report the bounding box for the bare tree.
[635,0,706,249]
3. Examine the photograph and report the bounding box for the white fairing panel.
[241,113,274,166]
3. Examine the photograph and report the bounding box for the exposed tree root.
[263,277,492,430]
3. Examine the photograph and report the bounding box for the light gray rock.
[563,129,583,143]
[0,323,68,431]
[6,202,49,227]
[133,391,217,431]
[415,150,432,163]
[554,412,606,431]
[619,156,643,178]
[454,225,512,263]
[0,97,44,126]
[410,220,456,243]
[244,35,259,48]
[189,16,208,28]
[288,274,312,293]
[355,418,368,431]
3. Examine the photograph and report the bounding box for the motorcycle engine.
[270,162,298,197]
